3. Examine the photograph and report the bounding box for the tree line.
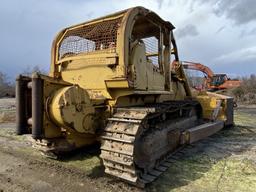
[232,74,256,104]
[0,66,46,98]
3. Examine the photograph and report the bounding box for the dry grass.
[0,98,16,123]
[147,108,256,192]
[0,111,15,123]
[0,98,255,191]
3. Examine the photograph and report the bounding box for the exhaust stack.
[16,73,44,139]
[16,75,31,135]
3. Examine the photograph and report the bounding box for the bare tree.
[232,74,256,104]
[0,72,15,98]
[22,65,47,76]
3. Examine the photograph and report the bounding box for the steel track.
[100,101,201,187]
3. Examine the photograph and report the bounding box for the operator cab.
[211,74,227,86]
[130,18,164,90]
[129,11,174,91]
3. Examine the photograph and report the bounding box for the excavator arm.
[182,61,214,79]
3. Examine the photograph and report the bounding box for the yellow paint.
[27,7,233,150]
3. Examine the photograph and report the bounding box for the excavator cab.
[211,74,227,86]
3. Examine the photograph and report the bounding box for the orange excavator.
[182,61,241,91]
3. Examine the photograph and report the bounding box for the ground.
[0,98,255,192]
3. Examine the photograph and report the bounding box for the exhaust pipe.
[16,73,44,139]
[16,75,31,135]
[32,73,44,139]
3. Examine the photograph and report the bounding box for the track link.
[100,108,147,186]
[100,102,201,187]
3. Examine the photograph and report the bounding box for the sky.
[0,0,256,81]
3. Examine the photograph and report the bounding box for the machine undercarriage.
[101,101,225,187]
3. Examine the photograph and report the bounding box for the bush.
[232,87,244,99]
[232,74,256,104]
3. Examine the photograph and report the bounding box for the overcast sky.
[0,0,256,81]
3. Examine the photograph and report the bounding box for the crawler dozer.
[16,7,234,187]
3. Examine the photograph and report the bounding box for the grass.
[0,100,256,192]
[59,147,103,177]
[147,109,256,192]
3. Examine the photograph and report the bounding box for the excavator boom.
[182,61,214,78]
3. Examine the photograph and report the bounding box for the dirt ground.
[0,98,255,192]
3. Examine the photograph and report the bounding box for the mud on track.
[0,98,256,192]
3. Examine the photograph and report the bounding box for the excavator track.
[100,101,202,187]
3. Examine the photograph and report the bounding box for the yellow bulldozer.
[16,7,234,187]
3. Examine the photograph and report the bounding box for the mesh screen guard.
[58,17,122,60]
